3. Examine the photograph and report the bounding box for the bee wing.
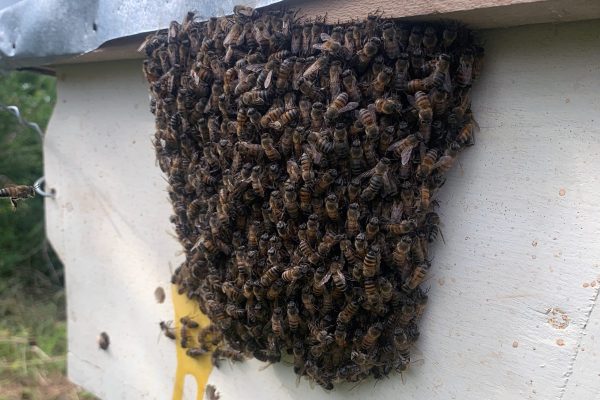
[137,35,153,52]
[318,271,332,287]
[443,72,453,92]
[338,101,359,114]
[223,23,242,47]
[390,201,403,222]
[382,172,398,197]
[320,32,332,41]
[357,166,376,181]
[401,145,416,166]
[265,70,274,88]
[246,63,266,73]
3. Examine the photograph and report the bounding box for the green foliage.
[0,71,59,284]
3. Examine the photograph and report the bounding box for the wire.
[0,103,52,196]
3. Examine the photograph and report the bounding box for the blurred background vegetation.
[0,71,94,399]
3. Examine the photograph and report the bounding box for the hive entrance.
[143,6,482,389]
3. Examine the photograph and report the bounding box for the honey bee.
[387,133,423,165]
[365,217,380,242]
[287,301,301,332]
[325,92,358,121]
[0,185,35,209]
[381,22,400,59]
[282,264,308,282]
[402,263,429,292]
[356,37,381,72]
[392,235,412,267]
[371,67,394,99]
[298,77,324,102]
[313,33,347,58]
[241,90,270,106]
[310,102,325,130]
[324,193,340,222]
[358,106,379,140]
[455,49,474,87]
[290,24,303,55]
[442,22,458,48]
[180,316,200,329]
[374,97,401,114]
[341,69,361,103]
[329,60,343,98]
[455,116,478,145]
[314,169,337,196]
[382,219,416,236]
[416,148,438,180]
[332,123,350,160]
[360,158,389,201]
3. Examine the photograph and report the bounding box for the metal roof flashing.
[1,0,600,69]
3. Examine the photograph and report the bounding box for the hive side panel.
[44,60,184,399]
[204,19,600,400]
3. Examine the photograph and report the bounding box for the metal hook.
[34,176,55,198]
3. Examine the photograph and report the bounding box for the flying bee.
[341,69,361,103]
[325,92,358,121]
[0,185,35,209]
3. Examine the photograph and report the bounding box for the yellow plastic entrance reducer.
[171,284,213,400]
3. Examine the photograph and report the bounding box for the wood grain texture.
[266,0,600,28]
[44,19,600,400]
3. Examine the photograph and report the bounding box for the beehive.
[143,7,482,389]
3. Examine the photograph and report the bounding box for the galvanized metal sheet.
[0,0,280,69]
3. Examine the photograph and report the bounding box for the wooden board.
[44,19,600,400]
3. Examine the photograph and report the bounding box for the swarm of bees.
[143,5,483,389]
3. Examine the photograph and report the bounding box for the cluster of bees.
[143,5,482,389]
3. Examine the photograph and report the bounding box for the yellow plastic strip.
[171,284,213,400]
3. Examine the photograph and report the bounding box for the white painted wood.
[44,19,600,400]
[44,60,184,400]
